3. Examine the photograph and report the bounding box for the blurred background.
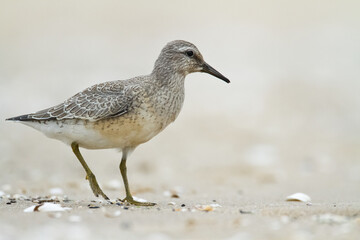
[0,0,359,202]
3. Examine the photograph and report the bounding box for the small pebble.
[6,199,16,204]
[181,204,186,207]
[88,204,100,209]
[239,210,253,214]
[171,193,180,198]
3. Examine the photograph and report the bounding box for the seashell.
[47,212,62,218]
[195,205,214,212]
[286,193,311,202]
[24,202,72,212]
[132,196,147,203]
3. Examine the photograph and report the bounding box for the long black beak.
[201,62,230,83]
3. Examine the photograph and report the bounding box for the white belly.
[20,117,164,150]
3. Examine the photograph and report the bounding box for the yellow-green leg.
[71,142,109,200]
[120,149,156,206]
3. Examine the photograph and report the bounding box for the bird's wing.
[25,81,136,121]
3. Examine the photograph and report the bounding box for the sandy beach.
[1,1,359,239]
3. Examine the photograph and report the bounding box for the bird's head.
[153,40,230,83]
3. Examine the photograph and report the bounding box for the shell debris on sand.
[286,193,311,203]
[132,196,147,203]
[24,202,72,212]
[163,190,181,198]
[195,203,222,212]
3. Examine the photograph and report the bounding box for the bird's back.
[7,74,186,150]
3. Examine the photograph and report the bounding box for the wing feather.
[28,80,135,121]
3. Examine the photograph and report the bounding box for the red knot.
[7,40,230,206]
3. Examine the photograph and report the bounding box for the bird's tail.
[6,114,33,121]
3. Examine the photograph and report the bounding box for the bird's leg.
[71,142,109,200]
[119,150,156,206]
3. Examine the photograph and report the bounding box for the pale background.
[0,0,359,239]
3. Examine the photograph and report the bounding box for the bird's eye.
[186,50,194,57]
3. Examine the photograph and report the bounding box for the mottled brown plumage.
[7,40,229,205]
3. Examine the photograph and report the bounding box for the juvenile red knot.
[6,40,230,206]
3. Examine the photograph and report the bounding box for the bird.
[6,40,230,206]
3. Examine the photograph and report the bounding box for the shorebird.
[6,40,230,206]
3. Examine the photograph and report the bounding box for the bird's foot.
[121,196,156,206]
[86,173,109,200]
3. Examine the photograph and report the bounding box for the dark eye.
[186,50,194,57]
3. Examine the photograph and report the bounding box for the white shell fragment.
[195,203,222,212]
[132,196,147,203]
[195,205,214,212]
[24,202,72,213]
[286,193,311,202]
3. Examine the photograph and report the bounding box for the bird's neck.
[151,67,186,91]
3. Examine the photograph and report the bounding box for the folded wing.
[8,81,135,122]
